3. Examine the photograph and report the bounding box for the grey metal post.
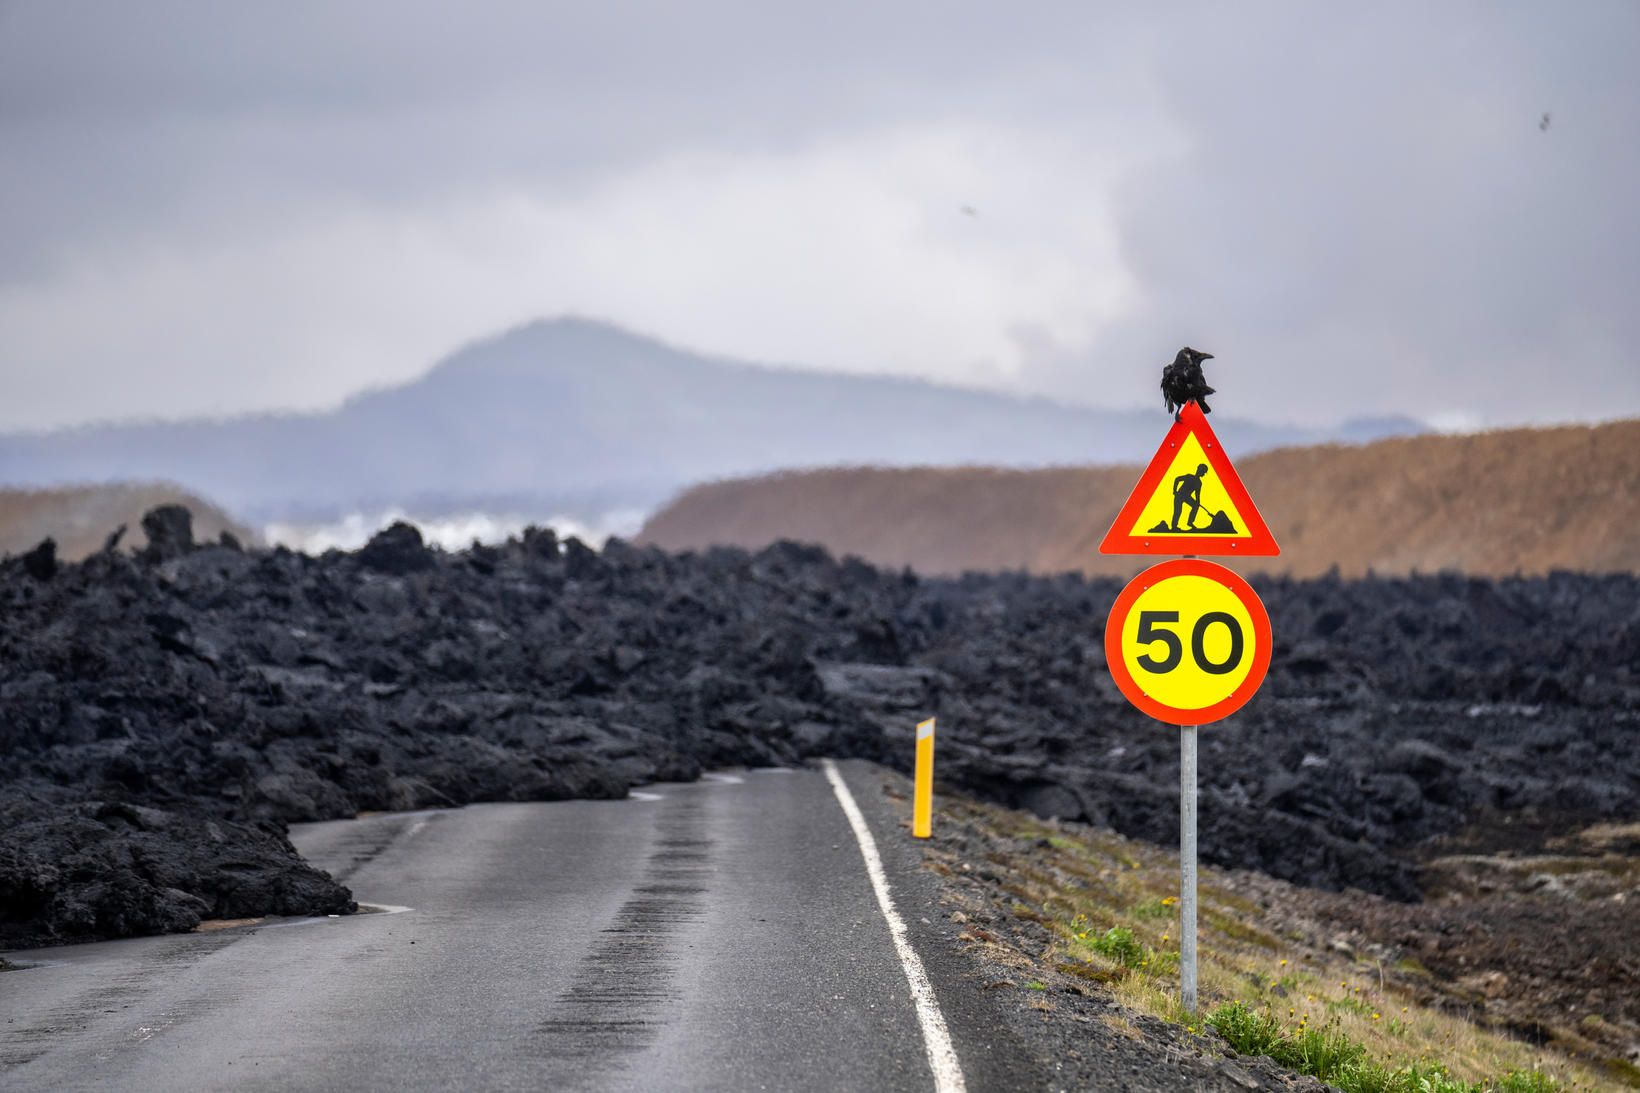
[1180,723,1198,1014]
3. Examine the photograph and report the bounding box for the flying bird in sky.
[1161,347,1216,417]
[1540,111,1551,131]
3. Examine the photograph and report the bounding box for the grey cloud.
[1030,2,1640,424]
[0,0,1635,429]
[0,2,1151,276]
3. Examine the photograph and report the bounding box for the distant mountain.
[0,319,1424,523]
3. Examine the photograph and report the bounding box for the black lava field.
[3,507,1636,948]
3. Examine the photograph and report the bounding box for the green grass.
[1089,925,1145,967]
[1330,993,1377,1018]
[1492,1073,1564,1093]
[1207,999,1284,1057]
[1207,1002,1563,1093]
[1066,919,1180,974]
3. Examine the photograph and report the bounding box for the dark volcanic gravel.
[2,506,1636,948]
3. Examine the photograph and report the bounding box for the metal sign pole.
[1177,552,1199,1016]
[1180,722,1198,1014]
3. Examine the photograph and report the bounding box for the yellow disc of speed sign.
[1105,558,1271,725]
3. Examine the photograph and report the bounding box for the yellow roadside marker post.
[913,717,935,838]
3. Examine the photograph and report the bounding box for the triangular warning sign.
[1099,402,1280,557]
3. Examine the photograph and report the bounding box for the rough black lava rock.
[20,538,56,582]
[139,504,195,561]
[2,510,1636,947]
[355,520,435,574]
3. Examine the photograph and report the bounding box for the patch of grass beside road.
[1208,1001,1560,1092]
[920,792,1614,1091]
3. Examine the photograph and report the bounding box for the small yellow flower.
[1372,1013,1381,1021]
[1279,959,1288,967]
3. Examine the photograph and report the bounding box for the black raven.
[1161,347,1215,417]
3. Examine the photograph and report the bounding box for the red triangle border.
[1098,402,1280,557]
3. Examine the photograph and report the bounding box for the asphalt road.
[0,761,1039,1092]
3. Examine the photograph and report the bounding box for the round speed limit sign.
[1105,558,1272,725]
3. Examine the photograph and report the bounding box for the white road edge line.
[821,759,966,1093]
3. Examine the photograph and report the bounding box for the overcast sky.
[2,1,1636,433]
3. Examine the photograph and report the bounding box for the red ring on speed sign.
[1105,558,1272,726]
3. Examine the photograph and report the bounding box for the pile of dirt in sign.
[3,506,1637,948]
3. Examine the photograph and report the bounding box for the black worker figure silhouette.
[1148,463,1239,535]
[1172,463,1208,530]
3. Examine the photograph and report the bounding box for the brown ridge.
[638,419,1640,578]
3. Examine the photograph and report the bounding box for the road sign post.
[1179,723,1198,1013]
[1100,399,1278,1015]
[1103,558,1271,1011]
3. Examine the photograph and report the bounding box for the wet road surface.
[0,761,1035,1092]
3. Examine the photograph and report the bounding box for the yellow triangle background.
[1125,432,1249,538]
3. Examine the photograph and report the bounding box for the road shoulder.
[831,759,1322,1093]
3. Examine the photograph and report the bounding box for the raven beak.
[1199,352,1214,361]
